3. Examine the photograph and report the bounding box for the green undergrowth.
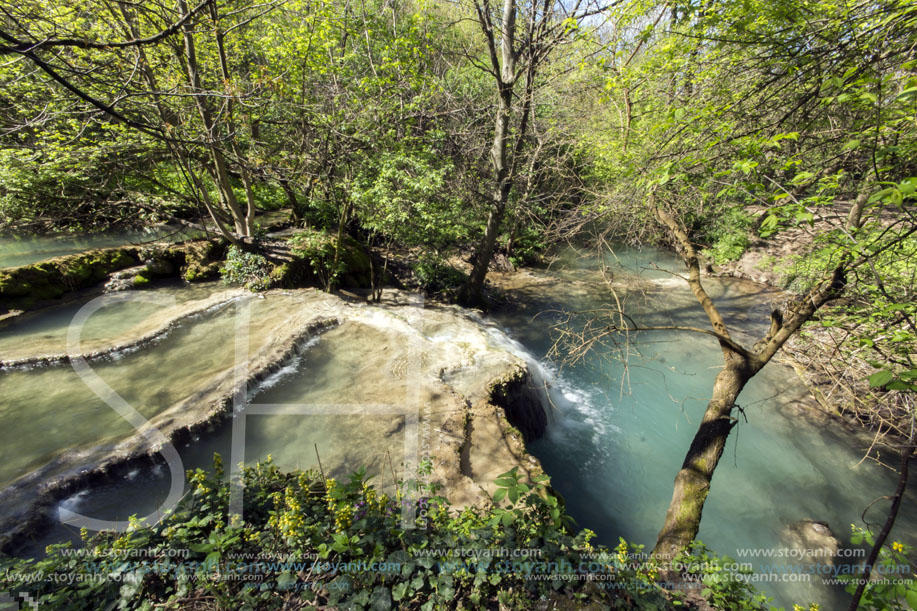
[699,207,755,264]
[219,231,373,292]
[0,457,776,610]
[220,245,273,291]
[412,253,467,296]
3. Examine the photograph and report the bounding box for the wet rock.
[179,240,226,282]
[142,256,175,277]
[782,519,841,564]
[488,365,549,442]
[104,266,148,292]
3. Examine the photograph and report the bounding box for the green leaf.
[277,571,297,590]
[508,487,519,504]
[868,370,895,388]
[492,488,507,503]
[392,581,408,602]
[187,543,212,553]
[370,586,392,611]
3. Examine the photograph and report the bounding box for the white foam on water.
[467,311,621,450]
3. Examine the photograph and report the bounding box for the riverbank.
[713,226,914,450]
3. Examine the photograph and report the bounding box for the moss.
[180,239,226,283]
[267,261,308,288]
[132,274,151,287]
[0,247,141,312]
[0,273,32,298]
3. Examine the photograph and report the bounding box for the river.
[0,237,913,609]
[489,245,917,608]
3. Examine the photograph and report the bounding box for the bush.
[288,229,349,290]
[0,457,705,610]
[673,541,770,610]
[220,245,273,291]
[412,254,466,294]
[700,207,755,264]
[843,525,917,610]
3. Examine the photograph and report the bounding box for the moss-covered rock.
[0,238,229,311]
[179,239,226,282]
[131,274,151,288]
[0,248,140,311]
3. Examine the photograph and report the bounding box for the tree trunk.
[460,190,508,307]
[459,0,516,307]
[116,1,241,246]
[653,357,749,560]
[650,198,848,561]
[177,0,249,237]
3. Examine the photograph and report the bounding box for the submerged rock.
[782,519,841,564]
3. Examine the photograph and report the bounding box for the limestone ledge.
[0,289,551,552]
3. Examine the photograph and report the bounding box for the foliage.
[842,525,917,611]
[351,143,472,250]
[699,207,755,264]
[220,245,272,292]
[672,542,771,610]
[411,254,467,295]
[287,230,348,291]
[0,456,775,610]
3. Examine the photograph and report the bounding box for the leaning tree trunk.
[653,353,750,560]
[649,196,851,562]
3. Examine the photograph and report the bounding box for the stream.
[489,246,917,609]
[0,239,914,609]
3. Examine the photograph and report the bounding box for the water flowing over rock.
[0,287,550,551]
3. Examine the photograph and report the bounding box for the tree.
[568,0,917,560]
[457,0,610,306]
[0,0,284,242]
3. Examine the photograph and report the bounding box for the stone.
[782,519,841,565]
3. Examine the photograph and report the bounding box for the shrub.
[288,229,348,291]
[700,207,755,264]
[412,254,466,294]
[220,245,272,291]
[0,457,719,610]
[842,525,917,610]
